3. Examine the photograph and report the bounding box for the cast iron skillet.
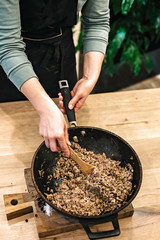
[31,80,142,239]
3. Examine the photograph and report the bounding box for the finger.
[58,92,62,98]
[44,137,50,148]
[57,136,70,157]
[60,108,66,114]
[59,95,63,101]
[58,94,66,114]
[55,140,62,152]
[68,94,79,110]
[59,99,64,108]
[74,98,86,112]
[57,146,61,152]
[59,100,66,114]
[59,102,66,114]
[49,138,59,152]
[71,90,75,97]
[58,93,63,106]
[39,129,50,148]
[64,123,71,146]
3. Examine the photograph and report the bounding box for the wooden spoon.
[68,145,95,175]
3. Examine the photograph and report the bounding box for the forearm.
[21,77,70,156]
[64,51,104,112]
[20,77,58,115]
[83,51,104,89]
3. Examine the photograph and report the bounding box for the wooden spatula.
[59,80,94,175]
[68,145,95,175]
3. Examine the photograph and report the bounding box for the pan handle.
[79,213,120,239]
[59,80,77,127]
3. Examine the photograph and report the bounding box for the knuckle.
[56,131,64,140]
[44,133,48,138]
[48,134,54,139]
[43,133,48,138]
[76,92,81,98]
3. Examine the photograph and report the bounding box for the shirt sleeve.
[0,0,38,90]
[80,0,110,54]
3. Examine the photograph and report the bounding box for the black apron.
[0,0,78,102]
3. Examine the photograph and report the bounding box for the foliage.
[76,0,160,76]
[105,0,160,76]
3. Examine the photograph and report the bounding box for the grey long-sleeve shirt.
[0,0,110,90]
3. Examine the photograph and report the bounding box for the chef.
[0,0,110,156]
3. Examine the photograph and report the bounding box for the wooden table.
[0,88,160,240]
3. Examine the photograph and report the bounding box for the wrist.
[83,51,104,84]
[36,95,58,117]
[21,77,58,116]
[81,74,98,91]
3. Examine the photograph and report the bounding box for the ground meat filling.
[45,142,134,217]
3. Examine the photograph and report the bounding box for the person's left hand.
[59,77,95,113]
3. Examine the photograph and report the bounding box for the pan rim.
[31,126,143,219]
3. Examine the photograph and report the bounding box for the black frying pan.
[31,80,142,239]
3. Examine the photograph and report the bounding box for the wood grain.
[0,88,160,239]
[4,193,33,220]
[121,75,160,91]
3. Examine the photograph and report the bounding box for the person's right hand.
[39,103,70,157]
[20,77,70,157]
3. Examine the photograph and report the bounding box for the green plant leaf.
[134,54,142,75]
[144,36,150,51]
[107,54,114,76]
[107,28,126,76]
[107,28,126,57]
[155,16,160,34]
[144,55,153,74]
[120,41,142,75]
[121,0,135,15]
[134,21,143,33]
[110,0,121,15]
[137,0,147,6]
[103,0,159,76]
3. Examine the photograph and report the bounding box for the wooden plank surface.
[4,193,33,220]
[121,74,160,91]
[0,88,160,239]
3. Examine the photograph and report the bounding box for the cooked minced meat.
[44,142,134,216]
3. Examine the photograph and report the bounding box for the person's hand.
[39,103,70,157]
[59,76,95,113]
[20,77,70,156]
